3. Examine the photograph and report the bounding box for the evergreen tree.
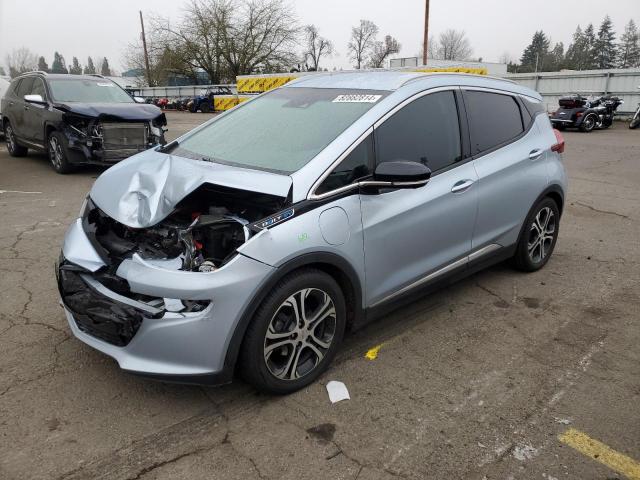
[69,57,83,75]
[100,57,111,76]
[83,56,96,74]
[594,15,617,69]
[617,20,640,68]
[582,24,598,69]
[51,52,68,74]
[520,31,550,72]
[565,26,585,70]
[548,42,565,71]
[37,56,49,72]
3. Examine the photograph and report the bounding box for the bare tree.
[5,47,38,78]
[303,24,333,70]
[347,19,379,69]
[436,29,473,61]
[368,35,401,68]
[216,0,299,76]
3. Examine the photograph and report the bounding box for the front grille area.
[100,122,148,159]
[58,263,147,347]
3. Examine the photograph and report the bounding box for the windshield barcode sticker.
[333,94,382,103]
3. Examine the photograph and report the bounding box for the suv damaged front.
[46,76,167,164]
[57,150,292,379]
[57,105,166,164]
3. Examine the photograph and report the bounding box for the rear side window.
[375,91,461,172]
[465,91,524,154]
[16,77,34,98]
[316,134,374,195]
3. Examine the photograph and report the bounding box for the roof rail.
[88,74,105,78]
[17,70,48,77]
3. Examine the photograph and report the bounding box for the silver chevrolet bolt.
[57,72,567,394]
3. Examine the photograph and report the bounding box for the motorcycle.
[550,94,623,132]
[630,86,640,130]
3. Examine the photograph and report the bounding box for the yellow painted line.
[365,344,383,360]
[559,428,640,480]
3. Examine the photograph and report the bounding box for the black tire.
[512,197,560,272]
[4,123,28,157]
[240,269,346,394]
[630,111,640,129]
[47,131,74,174]
[579,114,597,132]
[200,102,211,113]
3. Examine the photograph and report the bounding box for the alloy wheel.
[49,136,63,169]
[263,288,337,381]
[6,126,15,153]
[527,206,556,264]
[583,115,595,131]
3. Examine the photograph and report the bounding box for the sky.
[0,0,638,74]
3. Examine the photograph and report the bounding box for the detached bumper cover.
[58,218,275,380]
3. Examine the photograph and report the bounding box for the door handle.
[529,148,543,160]
[451,179,475,193]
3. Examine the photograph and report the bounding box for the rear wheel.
[240,269,346,394]
[48,131,73,174]
[5,123,28,157]
[579,114,596,132]
[630,110,640,129]
[512,197,560,272]
[200,102,211,113]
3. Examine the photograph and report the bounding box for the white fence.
[505,68,640,115]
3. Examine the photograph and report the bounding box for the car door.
[360,88,478,307]
[463,89,549,250]
[22,77,48,146]
[12,77,33,139]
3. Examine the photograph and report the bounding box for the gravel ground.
[0,112,638,480]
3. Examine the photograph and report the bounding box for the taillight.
[551,129,565,154]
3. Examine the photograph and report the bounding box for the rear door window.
[375,90,462,173]
[464,90,524,155]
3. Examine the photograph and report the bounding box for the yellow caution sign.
[412,67,488,75]
[212,95,253,111]
[237,75,296,93]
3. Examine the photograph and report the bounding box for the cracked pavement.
[1,114,638,480]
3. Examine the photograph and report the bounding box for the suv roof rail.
[88,74,105,78]
[17,70,48,77]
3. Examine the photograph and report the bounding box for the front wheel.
[48,131,74,174]
[200,102,211,113]
[512,197,560,272]
[630,109,640,129]
[240,269,346,394]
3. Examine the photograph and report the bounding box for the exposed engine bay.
[85,183,288,273]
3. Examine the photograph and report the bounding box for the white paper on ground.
[326,381,350,403]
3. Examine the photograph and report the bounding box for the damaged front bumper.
[58,218,274,383]
[62,117,166,165]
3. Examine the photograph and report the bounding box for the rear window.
[175,87,388,174]
[465,90,524,154]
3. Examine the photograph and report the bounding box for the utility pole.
[422,0,430,66]
[139,10,152,86]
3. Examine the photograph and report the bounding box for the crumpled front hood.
[55,102,163,121]
[89,150,292,228]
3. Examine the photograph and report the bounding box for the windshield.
[49,78,134,103]
[175,87,388,174]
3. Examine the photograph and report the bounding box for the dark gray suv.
[1,72,166,173]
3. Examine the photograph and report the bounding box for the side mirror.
[24,94,46,105]
[373,160,431,187]
[133,96,146,103]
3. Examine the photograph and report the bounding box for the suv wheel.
[240,269,346,394]
[5,123,28,157]
[48,131,73,174]
[512,197,560,272]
